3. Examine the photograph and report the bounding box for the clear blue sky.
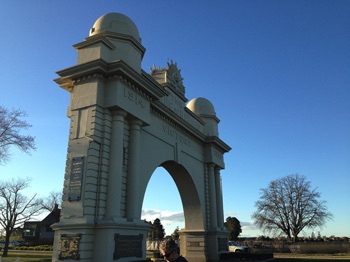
[1,1,349,238]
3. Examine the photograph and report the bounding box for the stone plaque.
[59,233,81,260]
[68,157,84,201]
[189,241,200,247]
[113,234,143,259]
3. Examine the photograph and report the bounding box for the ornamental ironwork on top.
[150,60,185,98]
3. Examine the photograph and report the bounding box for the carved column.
[215,167,224,228]
[126,119,143,221]
[105,110,127,220]
[208,163,218,229]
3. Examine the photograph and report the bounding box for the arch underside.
[138,128,206,231]
[162,161,204,231]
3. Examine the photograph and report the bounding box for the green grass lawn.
[0,251,52,262]
[274,259,350,262]
[220,252,350,261]
[274,258,350,262]
[274,253,350,261]
[1,251,350,261]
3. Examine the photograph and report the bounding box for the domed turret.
[74,12,145,72]
[187,97,219,136]
[89,12,141,42]
[186,97,216,116]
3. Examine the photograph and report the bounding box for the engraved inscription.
[213,149,223,161]
[162,123,190,147]
[114,234,143,259]
[189,241,200,247]
[59,234,81,260]
[161,93,201,130]
[68,157,84,201]
[162,93,183,114]
[124,86,145,108]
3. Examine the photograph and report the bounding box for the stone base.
[52,219,150,262]
[179,229,229,262]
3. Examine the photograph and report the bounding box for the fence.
[246,240,350,254]
[146,240,162,251]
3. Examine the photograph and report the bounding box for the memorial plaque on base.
[59,233,81,260]
[114,234,143,259]
[68,157,84,201]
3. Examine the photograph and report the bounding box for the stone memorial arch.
[52,13,231,262]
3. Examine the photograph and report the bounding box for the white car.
[228,241,249,252]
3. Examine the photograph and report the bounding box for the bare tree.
[41,191,62,212]
[0,106,36,165]
[252,174,333,242]
[0,178,43,256]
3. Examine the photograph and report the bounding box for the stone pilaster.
[105,110,127,220]
[126,119,143,221]
[215,167,224,229]
[208,163,218,229]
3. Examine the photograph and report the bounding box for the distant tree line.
[254,235,349,243]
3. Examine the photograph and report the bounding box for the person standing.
[159,239,188,262]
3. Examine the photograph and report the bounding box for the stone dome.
[186,97,216,116]
[89,13,140,41]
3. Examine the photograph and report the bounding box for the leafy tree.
[0,106,36,165]
[153,218,165,240]
[171,226,180,241]
[224,216,242,240]
[0,178,44,256]
[252,174,333,242]
[147,218,165,241]
[311,231,316,240]
[145,220,153,240]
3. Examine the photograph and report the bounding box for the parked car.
[228,241,249,252]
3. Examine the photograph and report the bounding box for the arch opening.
[141,166,184,236]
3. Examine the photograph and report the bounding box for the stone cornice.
[204,136,231,153]
[150,100,228,149]
[151,100,208,145]
[73,35,116,50]
[54,59,108,92]
[54,59,167,100]
[74,31,146,58]
[160,82,188,103]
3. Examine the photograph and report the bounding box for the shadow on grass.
[275,259,350,262]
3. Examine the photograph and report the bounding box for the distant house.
[23,204,60,245]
